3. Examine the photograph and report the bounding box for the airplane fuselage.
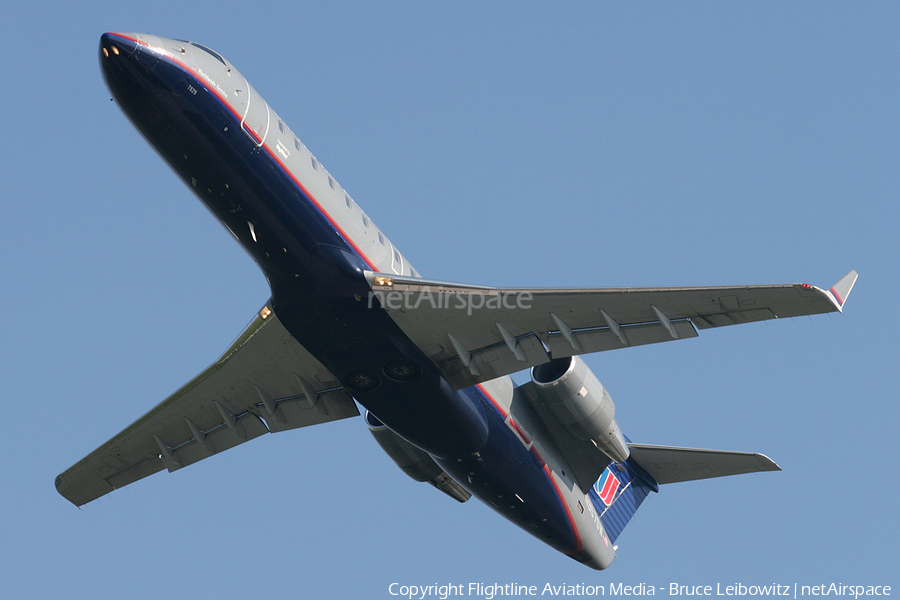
[99,33,616,569]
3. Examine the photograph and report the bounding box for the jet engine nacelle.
[365,411,471,503]
[530,356,630,464]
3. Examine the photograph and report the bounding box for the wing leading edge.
[366,270,858,390]
[56,306,358,507]
[628,444,781,484]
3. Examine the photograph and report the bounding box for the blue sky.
[2,2,897,598]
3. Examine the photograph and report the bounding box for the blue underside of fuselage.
[100,33,580,557]
[436,386,580,553]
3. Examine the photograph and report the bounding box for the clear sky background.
[2,2,897,598]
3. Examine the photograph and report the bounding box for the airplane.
[56,32,858,570]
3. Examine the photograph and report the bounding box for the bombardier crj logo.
[594,468,621,506]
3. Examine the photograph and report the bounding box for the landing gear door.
[240,77,269,147]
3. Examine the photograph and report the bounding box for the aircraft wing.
[366,270,858,390]
[55,305,358,506]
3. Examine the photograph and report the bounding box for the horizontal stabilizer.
[628,444,781,485]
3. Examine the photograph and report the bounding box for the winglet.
[828,270,858,311]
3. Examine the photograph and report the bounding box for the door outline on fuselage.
[240,76,269,147]
[390,243,403,275]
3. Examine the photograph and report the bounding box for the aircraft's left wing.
[365,270,857,390]
[56,306,358,506]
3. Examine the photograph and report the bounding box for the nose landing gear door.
[239,77,269,147]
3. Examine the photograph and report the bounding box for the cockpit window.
[190,42,227,66]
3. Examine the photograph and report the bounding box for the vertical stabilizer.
[588,458,659,543]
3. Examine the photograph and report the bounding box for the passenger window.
[328,176,335,190]
[278,120,284,133]
[362,214,369,228]
[311,157,318,170]
[378,233,384,245]
[345,195,352,209]
[294,139,301,151]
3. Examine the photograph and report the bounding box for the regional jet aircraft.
[57,33,858,570]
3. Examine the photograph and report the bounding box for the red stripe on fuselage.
[507,416,532,445]
[109,30,583,559]
[475,383,583,555]
[241,122,263,144]
[544,464,583,554]
[108,33,377,271]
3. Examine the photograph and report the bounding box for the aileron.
[367,271,855,390]
[56,306,358,507]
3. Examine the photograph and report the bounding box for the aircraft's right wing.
[366,270,858,390]
[55,305,358,507]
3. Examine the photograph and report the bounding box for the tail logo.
[594,468,621,506]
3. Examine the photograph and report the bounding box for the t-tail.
[590,444,781,544]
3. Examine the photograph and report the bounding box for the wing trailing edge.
[627,444,781,485]
[586,444,780,544]
[56,306,358,507]
[365,270,858,390]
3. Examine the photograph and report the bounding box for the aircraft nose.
[99,32,139,59]
[98,32,163,104]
